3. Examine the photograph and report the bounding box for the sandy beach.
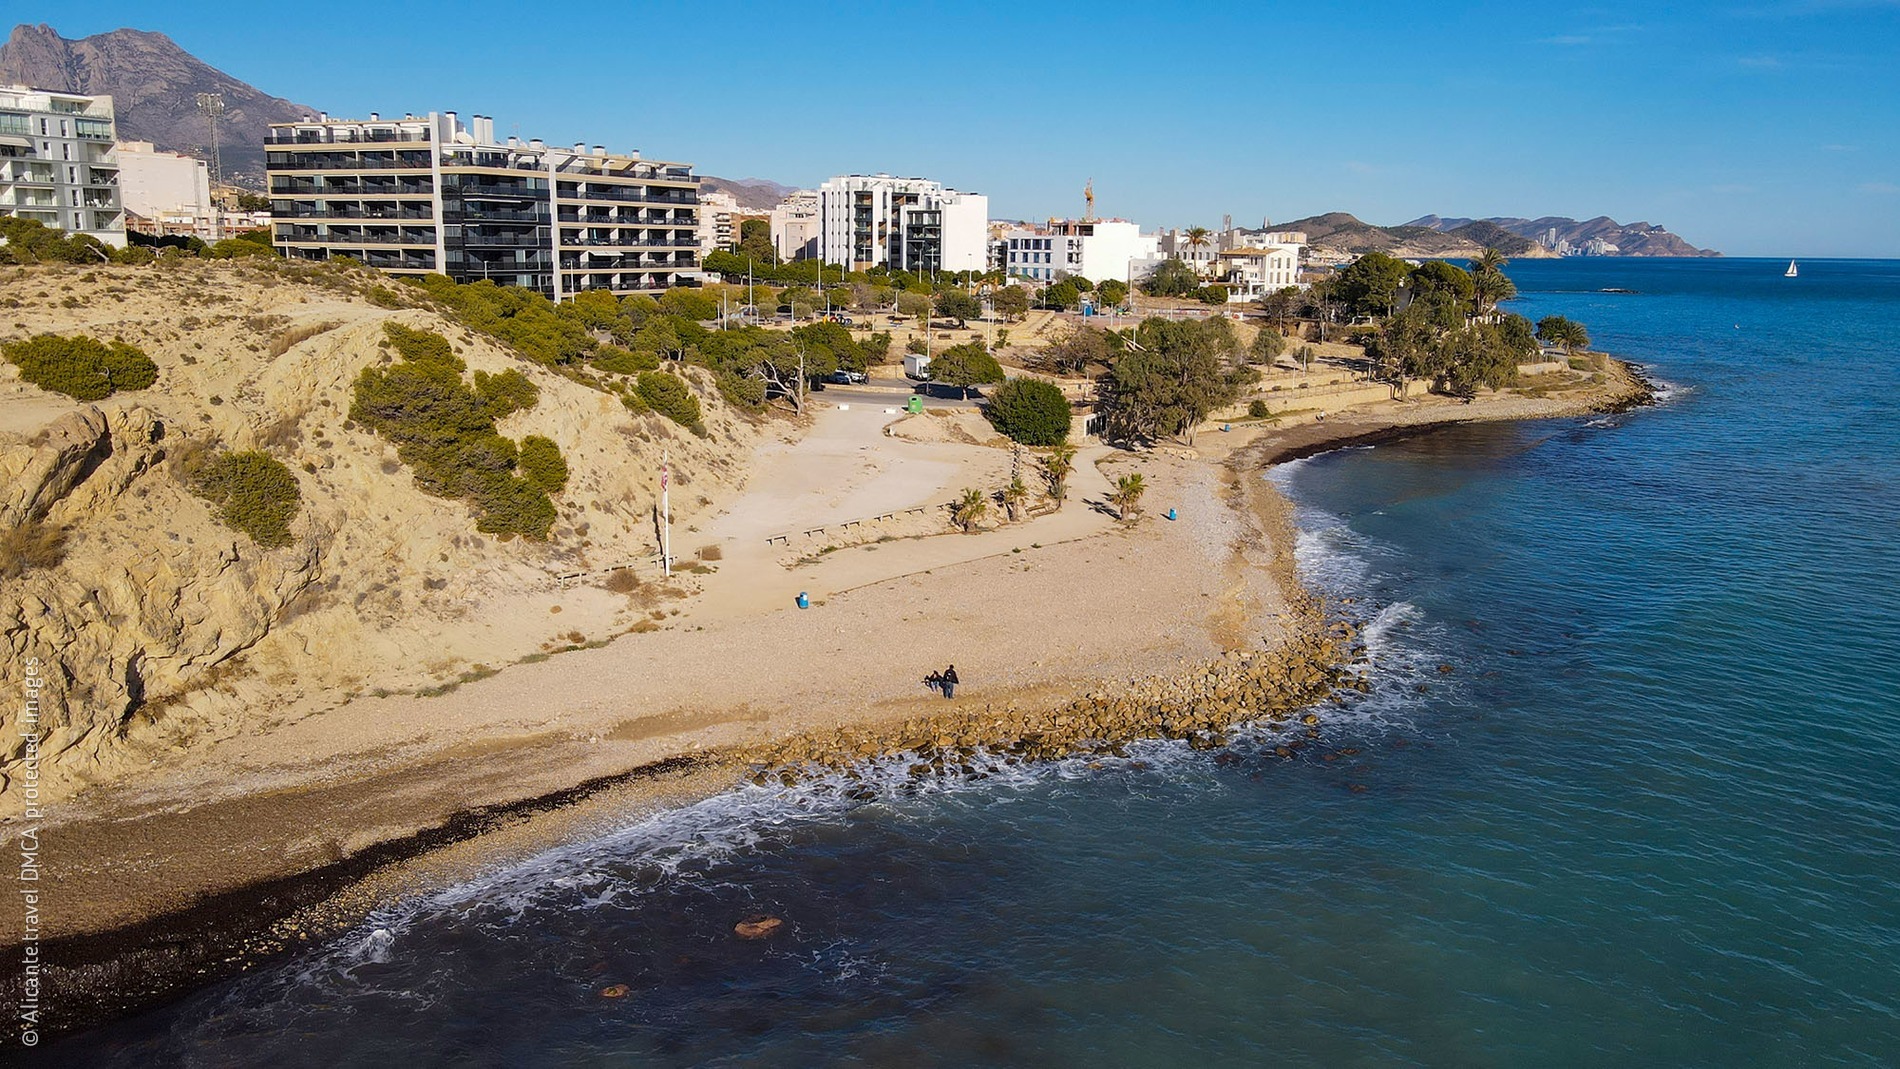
[6,351,1649,1035]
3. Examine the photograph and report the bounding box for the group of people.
[923,665,960,699]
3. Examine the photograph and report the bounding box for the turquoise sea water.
[56,259,1900,1066]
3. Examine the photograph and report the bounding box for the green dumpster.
[907,395,924,414]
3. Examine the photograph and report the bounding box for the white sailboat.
[1785,259,1799,277]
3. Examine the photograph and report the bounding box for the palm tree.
[1109,472,1146,523]
[1184,226,1212,277]
[1471,266,1517,319]
[1040,442,1077,505]
[1001,475,1029,522]
[1473,247,1509,274]
[952,487,988,533]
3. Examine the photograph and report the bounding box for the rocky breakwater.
[0,404,319,805]
[739,627,1353,785]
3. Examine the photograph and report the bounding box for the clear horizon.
[7,1,1899,258]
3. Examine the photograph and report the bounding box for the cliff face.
[0,261,762,809]
[0,23,318,185]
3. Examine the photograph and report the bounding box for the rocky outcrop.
[0,260,764,812]
[0,405,111,528]
[739,629,1350,781]
[0,404,321,793]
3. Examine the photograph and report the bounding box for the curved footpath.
[4,361,1652,1039]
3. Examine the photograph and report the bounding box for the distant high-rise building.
[817,174,988,273]
[267,111,700,299]
[0,85,125,247]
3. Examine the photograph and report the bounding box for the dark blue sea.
[55,259,1900,1067]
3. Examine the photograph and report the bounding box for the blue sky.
[13,1,1900,256]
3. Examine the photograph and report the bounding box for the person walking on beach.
[940,665,959,699]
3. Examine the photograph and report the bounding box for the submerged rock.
[734,915,784,940]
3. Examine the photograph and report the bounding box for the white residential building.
[817,173,988,273]
[696,190,739,257]
[1141,225,1306,300]
[116,140,211,219]
[769,189,819,261]
[1005,218,1157,285]
[0,84,125,247]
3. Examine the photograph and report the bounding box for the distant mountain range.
[1406,214,1718,257]
[0,23,316,185]
[1282,211,1717,259]
[1277,212,1514,258]
[700,176,798,212]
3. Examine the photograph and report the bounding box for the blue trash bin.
[796,591,810,609]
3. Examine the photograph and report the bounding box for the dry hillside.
[0,259,767,807]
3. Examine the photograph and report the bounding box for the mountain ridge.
[1406,214,1718,256]
[0,23,318,185]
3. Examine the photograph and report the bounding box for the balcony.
[268,155,434,172]
[276,206,436,221]
[460,233,548,247]
[445,208,548,223]
[267,129,432,146]
[444,182,547,200]
[271,178,435,197]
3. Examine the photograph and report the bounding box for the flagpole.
[661,447,672,578]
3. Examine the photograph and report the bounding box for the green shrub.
[474,368,539,418]
[715,371,767,411]
[657,288,719,322]
[3,333,158,401]
[984,377,1072,446]
[473,474,559,538]
[402,276,596,366]
[637,370,704,432]
[191,450,302,547]
[593,345,661,376]
[1248,399,1271,419]
[350,324,560,539]
[382,322,461,367]
[517,435,569,494]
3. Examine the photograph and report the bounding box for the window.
[38,118,47,135]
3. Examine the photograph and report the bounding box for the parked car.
[825,370,867,385]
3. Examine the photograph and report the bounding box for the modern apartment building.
[267,111,700,299]
[817,174,987,273]
[769,189,820,261]
[1004,218,1157,285]
[0,85,125,247]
